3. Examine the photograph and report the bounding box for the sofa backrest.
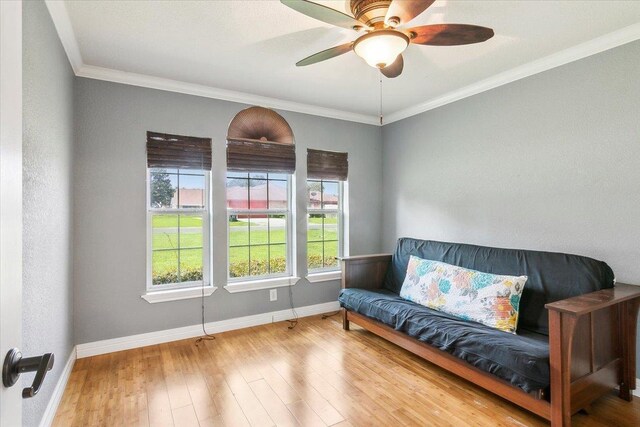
[383,238,615,336]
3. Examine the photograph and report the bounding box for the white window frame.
[306,179,344,276]
[225,173,295,289]
[145,169,211,295]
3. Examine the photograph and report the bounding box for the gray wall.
[22,1,75,425]
[73,78,382,344]
[381,40,640,371]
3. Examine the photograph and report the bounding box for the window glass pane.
[268,180,288,209]
[307,214,323,242]
[249,172,268,179]
[268,173,287,181]
[269,215,286,244]
[179,249,203,282]
[249,215,268,245]
[323,212,338,241]
[177,174,205,208]
[249,178,267,209]
[270,244,287,274]
[322,181,339,210]
[226,176,249,209]
[151,213,206,285]
[229,216,249,246]
[229,246,249,278]
[152,249,179,285]
[308,242,324,271]
[179,214,203,249]
[323,241,339,269]
[307,180,322,209]
[152,214,179,250]
[150,170,177,208]
[250,245,268,276]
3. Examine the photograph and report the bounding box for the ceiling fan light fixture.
[353,30,409,69]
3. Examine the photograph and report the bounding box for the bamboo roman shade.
[227,106,296,173]
[307,149,348,181]
[146,131,212,170]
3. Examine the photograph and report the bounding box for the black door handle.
[2,348,55,398]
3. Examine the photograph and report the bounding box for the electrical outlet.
[269,289,277,302]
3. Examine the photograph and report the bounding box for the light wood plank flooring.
[54,314,640,426]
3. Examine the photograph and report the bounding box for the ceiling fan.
[281,0,494,78]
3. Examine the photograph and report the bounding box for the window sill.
[224,276,300,293]
[142,285,217,304]
[307,270,342,283]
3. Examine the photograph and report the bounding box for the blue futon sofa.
[338,238,640,426]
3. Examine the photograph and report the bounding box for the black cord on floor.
[286,282,298,329]
[195,281,215,346]
[321,311,340,319]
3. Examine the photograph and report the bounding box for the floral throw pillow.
[399,256,527,334]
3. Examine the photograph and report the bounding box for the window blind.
[226,139,296,173]
[226,106,296,174]
[307,149,348,181]
[146,131,212,170]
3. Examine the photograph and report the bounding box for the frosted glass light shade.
[353,30,409,69]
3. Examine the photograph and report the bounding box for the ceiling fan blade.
[281,0,367,30]
[385,0,436,26]
[381,54,404,78]
[408,24,494,46]
[296,43,353,67]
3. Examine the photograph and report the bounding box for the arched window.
[225,107,297,289]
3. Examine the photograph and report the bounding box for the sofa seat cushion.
[339,288,550,393]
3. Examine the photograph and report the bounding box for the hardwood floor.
[54,314,640,426]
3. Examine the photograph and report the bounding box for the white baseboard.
[39,346,77,427]
[76,301,340,358]
[635,379,640,397]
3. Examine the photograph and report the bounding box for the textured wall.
[22,1,75,425]
[73,78,382,344]
[381,41,640,371]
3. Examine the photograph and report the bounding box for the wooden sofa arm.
[545,283,640,426]
[340,254,391,290]
[545,283,640,315]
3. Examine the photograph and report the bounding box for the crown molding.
[44,0,82,74]
[43,0,379,125]
[384,22,640,124]
[45,0,640,127]
[76,64,379,125]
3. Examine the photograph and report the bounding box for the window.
[226,172,291,280]
[307,179,342,271]
[146,131,212,293]
[306,148,348,275]
[148,168,210,289]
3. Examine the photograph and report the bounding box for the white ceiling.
[51,1,640,124]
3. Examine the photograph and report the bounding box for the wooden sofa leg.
[549,310,577,427]
[342,309,350,331]
[619,299,640,401]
